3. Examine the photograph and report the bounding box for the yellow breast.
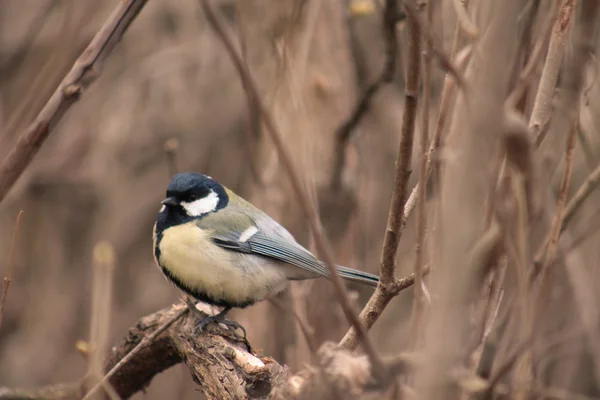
[155,222,288,306]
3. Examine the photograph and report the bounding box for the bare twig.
[0,0,150,204]
[542,118,578,269]
[528,0,576,142]
[331,0,402,190]
[532,0,600,267]
[506,4,556,108]
[402,0,470,226]
[199,0,389,385]
[339,0,421,351]
[403,1,468,90]
[0,210,24,331]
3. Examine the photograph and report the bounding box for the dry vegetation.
[1,0,600,399]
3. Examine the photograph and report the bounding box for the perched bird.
[153,172,379,334]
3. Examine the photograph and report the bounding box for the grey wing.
[212,229,328,279]
[203,205,379,286]
[205,207,329,279]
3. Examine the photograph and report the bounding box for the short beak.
[161,197,178,207]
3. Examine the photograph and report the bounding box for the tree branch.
[339,0,421,351]
[0,303,288,400]
[0,0,150,204]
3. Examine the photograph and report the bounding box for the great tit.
[153,172,379,334]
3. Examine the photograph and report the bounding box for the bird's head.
[159,172,229,219]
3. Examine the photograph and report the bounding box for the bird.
[153,171,379,335]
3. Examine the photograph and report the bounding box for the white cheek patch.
[159,205,166,213]
[181,190,219,217]
[239,226,259,243]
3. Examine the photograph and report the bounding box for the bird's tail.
[335,265,379,288]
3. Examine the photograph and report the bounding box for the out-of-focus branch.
[533,0,600,267]
[414,1,522,398]
[409,0,433,348]
[198,0,390,386]
[0,0,58,78]
[0,0,150,204]
[339,0,421,351]
[331,0,403,190]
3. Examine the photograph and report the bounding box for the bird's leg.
[184,298,247,338]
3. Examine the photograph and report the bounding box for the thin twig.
[528,0,576,141]
[403,1,467,91]
[402,0,470,226]
[543,117,578,269]
[199,0,390,385]
[0,210,24,331]
[0,0,150,204]
[506,3,556,108]
[339,0,421,351]
[331,0,402,190]
[81,306,188,400]
[531,0,600,267]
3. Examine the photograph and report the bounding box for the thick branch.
[0,304,288,400]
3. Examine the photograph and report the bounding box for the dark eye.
[188,194,198,201]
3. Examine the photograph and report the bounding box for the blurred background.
[1,0,600,398]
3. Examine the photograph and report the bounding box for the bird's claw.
[194,316,247,339]
[184,299,247,339]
